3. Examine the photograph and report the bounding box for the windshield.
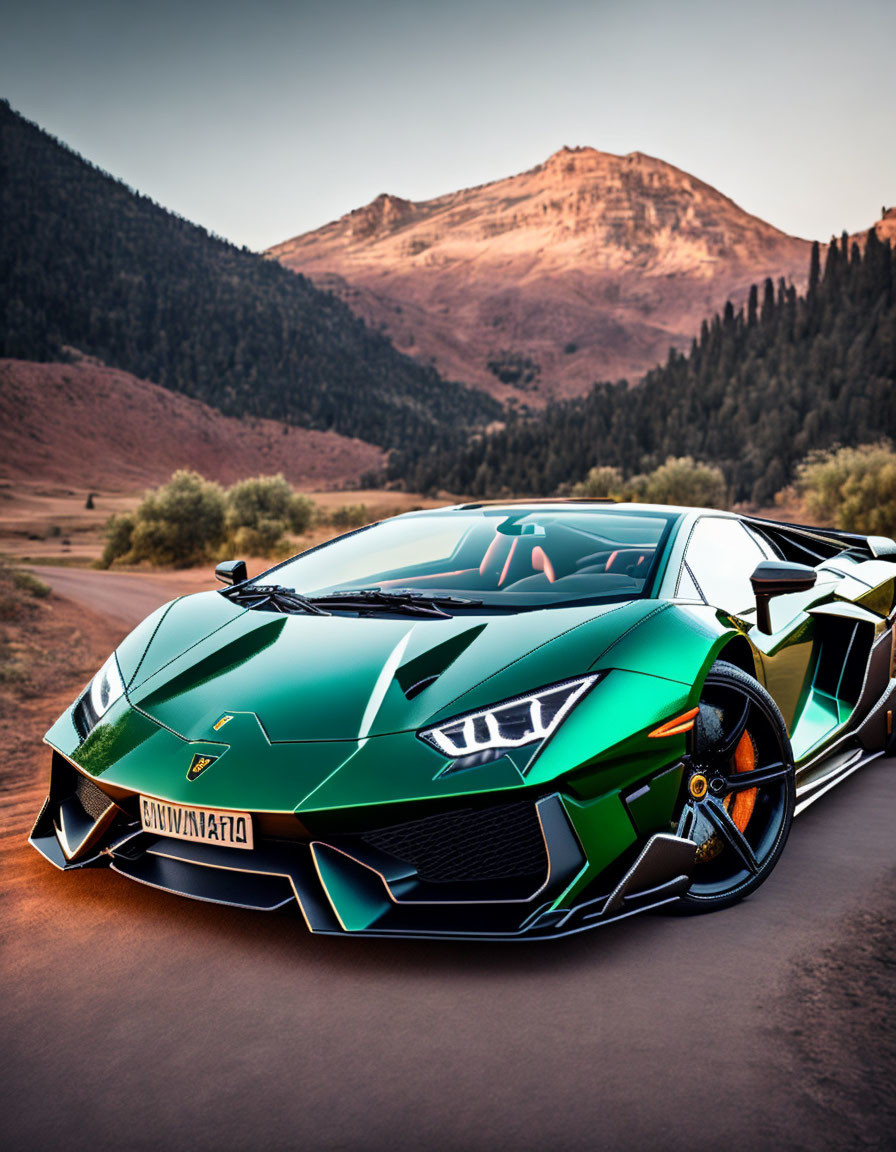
[259,507,677,609]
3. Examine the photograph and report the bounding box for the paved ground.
[2,569,893,1151]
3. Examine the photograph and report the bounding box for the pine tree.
[808,241,821,296]
[747,284,759,328]
[395,237,896,501]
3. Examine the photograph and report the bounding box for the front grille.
[75,772,112,821]
[361,800,547,884]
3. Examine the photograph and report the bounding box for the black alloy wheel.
[674,661,796,913]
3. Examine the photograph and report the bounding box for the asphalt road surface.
[2,569,893,1152]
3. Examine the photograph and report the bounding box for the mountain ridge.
[0,99,500,455]
[269,147,818,401]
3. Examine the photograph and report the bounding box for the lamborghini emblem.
[187,753,219,781]
[213,714,234,732]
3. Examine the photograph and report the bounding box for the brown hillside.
[870,207,896,245]
[0,359,384,490]
[270,147,813,402]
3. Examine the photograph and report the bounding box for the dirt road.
[2,570,893,1151]
[27,564,214,625]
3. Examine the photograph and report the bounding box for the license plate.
[139,796,253,850]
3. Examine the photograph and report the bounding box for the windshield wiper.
[308,588,483,618]
[223,583,331,616]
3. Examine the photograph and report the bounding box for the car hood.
[124,591,659,743]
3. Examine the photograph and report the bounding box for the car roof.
[444,499,716,518]
[412,502,875,563]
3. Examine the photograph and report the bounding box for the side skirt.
[795,747,885,817]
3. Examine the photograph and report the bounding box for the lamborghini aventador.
[31,502,896,938]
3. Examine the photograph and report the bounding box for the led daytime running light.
[419,675,599,759]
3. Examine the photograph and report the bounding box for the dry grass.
[0,481,443,568]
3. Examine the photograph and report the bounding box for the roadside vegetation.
[568,445,896,535]
[796,443,896,535]
[99,474,393,569]
[101,471,319,568]
[99,440,896,572]
[570,457,727,508]
[0,558,50,704]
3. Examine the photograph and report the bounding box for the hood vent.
[404,674,440,700]
[395,625,486,699]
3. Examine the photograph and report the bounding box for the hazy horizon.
[1,0,893,251]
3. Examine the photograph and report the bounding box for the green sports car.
[31,502,896,939]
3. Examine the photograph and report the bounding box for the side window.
[683,518,766,613]
[675,563,704,601]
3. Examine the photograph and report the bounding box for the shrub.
[100,512,136,567]
[628,456,727,509]
[102,471,226,567]
[225,475,315,554]
[571,457,726,508]
[329,504,369,530]
[13,570,50,599]
[796,443,896,535]
[100,471,319,568]
[0,558,51,622]
[571,466,625,500]
[486,351,540,388]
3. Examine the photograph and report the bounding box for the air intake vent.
[75,772,112,821]
[361,800,546,883]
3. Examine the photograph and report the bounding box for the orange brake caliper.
[726,730,758,831]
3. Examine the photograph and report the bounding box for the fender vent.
[361,800,546,884]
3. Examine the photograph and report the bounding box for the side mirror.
[750,560,817,634]
[215,559,248,586]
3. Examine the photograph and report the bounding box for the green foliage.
[486,351,540,388]
[13,570,51,599]
[130,472,226,568]
[571,459,726,507]
[225,474,315,554]
[627,457,727,507]
[329,504,369,530]
[101,513,137,569]
[103,472,226,568]
[0,557,50,626]
[571,466,625,499]
[0,101,500,454]
[101,472,323,567]
[395,233,895,501]
[796,443,896,535]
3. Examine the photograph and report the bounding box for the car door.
[680,516,817,735]
[678,516,768,619]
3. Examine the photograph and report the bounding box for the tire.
[673,660,796,914]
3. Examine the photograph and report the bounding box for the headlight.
[418,675,599,764]
[75,653,126,738]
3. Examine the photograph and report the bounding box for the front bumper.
[31,751,697,940]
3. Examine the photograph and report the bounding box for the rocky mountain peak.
[269,147,814,402]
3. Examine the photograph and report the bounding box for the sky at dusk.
[1,0,893,251]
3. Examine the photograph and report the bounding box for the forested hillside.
[394,233,895,500]
[0,101,500,450]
